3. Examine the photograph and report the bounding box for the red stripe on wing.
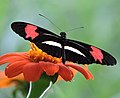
[25,24,39,40]
[90,46,103,63]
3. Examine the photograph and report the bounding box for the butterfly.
[11,22,117,65]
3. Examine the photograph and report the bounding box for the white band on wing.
[65,46,85,57]
[42,41,85,57]
[42,41,61,48]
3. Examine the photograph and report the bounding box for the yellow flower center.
[28,43,61,63]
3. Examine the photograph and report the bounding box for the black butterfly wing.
[11,22,59,42]
[11,22,117,65]
[65,39,117,66]
[11,22,62,57]
[11,22,63,57]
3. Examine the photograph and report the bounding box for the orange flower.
[0,71,24,88]
[0,43,94,82]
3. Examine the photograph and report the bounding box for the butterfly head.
[60,32,66,39]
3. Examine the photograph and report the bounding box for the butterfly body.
[60,32,67,64]
[11,22,117,65]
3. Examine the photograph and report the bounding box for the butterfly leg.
[61,45,66,64]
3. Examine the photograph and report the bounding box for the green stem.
[39,81,52,98]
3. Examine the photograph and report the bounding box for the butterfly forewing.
[11,22,59,42]
[66,39,117,65]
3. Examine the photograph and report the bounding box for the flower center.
[28,43,61,63]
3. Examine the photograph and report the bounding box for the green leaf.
[28,73,58,98]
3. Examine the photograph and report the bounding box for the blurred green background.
[0,0,120,98]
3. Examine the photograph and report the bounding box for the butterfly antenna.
[66,26,84,32]
[39,14,62,31]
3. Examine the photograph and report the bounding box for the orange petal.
[40,61,59,76]
[57,67,77,81]
[87,71,94,80]
[0,52,29,65]
[0,52,27,60]
[0,71,24,88]
[5,60,29,78]
[83,64,94,80]
[57,63,73,81]
[23,62,43,82]
[65,62,92,80]
[0,71,15,88]
[0,56,28,65]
